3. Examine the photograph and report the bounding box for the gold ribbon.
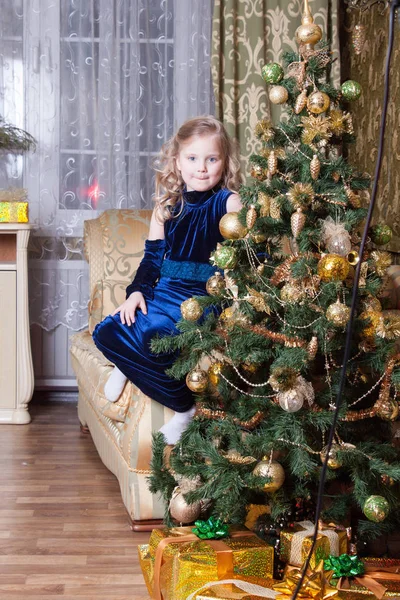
[153,527,255,600]
[273,561,338,600]
[338,566,400,600]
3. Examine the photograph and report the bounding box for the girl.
[92,116,242,444]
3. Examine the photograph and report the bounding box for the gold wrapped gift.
[194,576,276,599]
[280,520,348,568]
[332,558,400,599]
[138,526,274,600]
[0,201,29,223]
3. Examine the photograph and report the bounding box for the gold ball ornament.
[307,91,330,114]
[181,298,203,321]
[250,163,267,181]
[326,300,351,327]
[269,85,289,105]
[169,487,202,524]
[185,368,208,393]
[219,212,248,240]
[206,272,226,296]
[281,282,305,303]
[252,459,285,493]
[208,361,224,387]
[375,397,399,421]
[317,254,350,282]
[250,230,268,244]
[220,305,250,328]
[320,443,342,469]
[363,495,390,523]
[360,310,382,339]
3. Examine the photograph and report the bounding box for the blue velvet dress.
[92,187,233,412]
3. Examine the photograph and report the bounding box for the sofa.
[70,209,174,531]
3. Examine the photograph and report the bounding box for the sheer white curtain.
[0,0,214,332]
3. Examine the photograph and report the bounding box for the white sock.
[104,367,128,403]
[159,406,196,445]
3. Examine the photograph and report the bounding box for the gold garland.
[341,353,400,421]
[249,324,307,348]
[196,405,266,429]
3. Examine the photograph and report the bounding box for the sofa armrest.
[83,208,152,323]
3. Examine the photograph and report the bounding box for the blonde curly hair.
[153,116,241,221]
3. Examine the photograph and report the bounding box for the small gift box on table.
[0,188,29,223]
[280,520,348,568]
[325,554,400,599]
[0,201,29,223]
[138,525,274,600]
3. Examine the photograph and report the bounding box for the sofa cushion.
[88,278,128,334]
[70,331,131,423]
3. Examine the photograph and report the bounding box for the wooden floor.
[0,399,151,600]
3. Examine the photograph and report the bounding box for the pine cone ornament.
[310,154,320,180]
[291,208,306,238]
[294,89,308,114]
[268,150,278,176]
[246,204,257,230]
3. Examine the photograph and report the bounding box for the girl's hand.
[112,291,147,326]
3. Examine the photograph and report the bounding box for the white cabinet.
[0,224,34,423]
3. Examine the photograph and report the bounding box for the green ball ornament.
[211,246,238,270]
[261,63,284,85]
[370,224,393,246]
[341,80,362,101]
[363,495,390,522]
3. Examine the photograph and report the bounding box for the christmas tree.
[150,0,400,550]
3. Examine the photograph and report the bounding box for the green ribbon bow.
[324,554,365,578]
[192,517,229,539]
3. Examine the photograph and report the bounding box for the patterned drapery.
[341,6,400,253]
[0,0,214,332]
[212,0,340,172]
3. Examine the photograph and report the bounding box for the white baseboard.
[34,378,78,390]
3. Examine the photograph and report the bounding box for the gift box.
[138,526,274,600]
[194,576,276,599]
[0,201,29,223]
[329,557,400,598]
[280,520,348,568]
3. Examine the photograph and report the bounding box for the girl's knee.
[93,315,116,347]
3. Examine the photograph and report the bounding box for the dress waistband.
[160,259,221,282]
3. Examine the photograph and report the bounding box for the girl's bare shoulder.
[226,192,242,212]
